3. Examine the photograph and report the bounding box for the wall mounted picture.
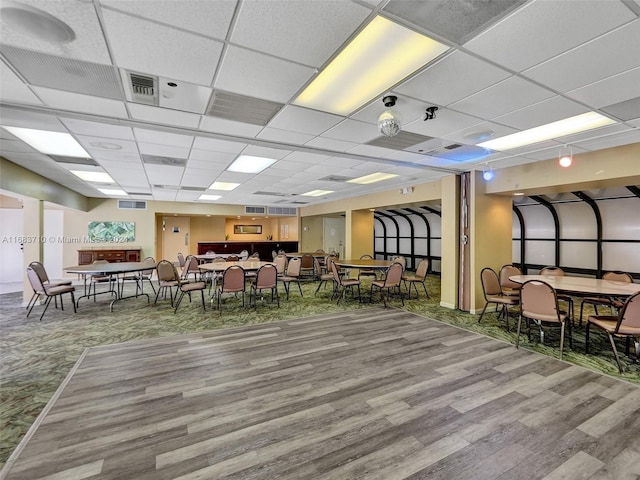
[88,221,135,242]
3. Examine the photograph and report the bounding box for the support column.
[440,175,460,309]
[469,171,513,313]
[349,209,374,260]
[22,198,43,305]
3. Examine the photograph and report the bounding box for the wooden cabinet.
[77,249,141,265]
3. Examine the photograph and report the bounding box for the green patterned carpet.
[1,275,638,468]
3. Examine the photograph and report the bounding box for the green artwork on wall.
[88,221,135,242]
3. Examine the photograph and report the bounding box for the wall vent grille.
[267,206,297,216]
[118,200,147,210]
[244,205,266,214]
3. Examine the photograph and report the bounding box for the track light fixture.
[482,164,495,181]
[559,144,573,168]
[423,106,438,121]
[378,95,402,137]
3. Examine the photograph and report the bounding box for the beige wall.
[300,216,324,252]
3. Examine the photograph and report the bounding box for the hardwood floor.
[2,308,639,480]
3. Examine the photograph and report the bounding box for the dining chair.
[579,271,634,326]
[280,257,303,300]
[217,265,246,310]
[118,256,156,297]
[478,267,519,331]
[315,255,338,296]
[176,252,186,271]
[26,266,76,321]
[274,254,288,277]
[585,291,640,373]
[357,254,377,281]
[540,266,573,325]
[499,264,522,297]
[182,255,201,281]
[402,258,430,299]
[516,279,572,359]
[27,261,72,311]
[174,273,206,313]
[226,254,239,262]
[250,263,279,308]
[330,261,360,305]
[88,260,115,301]
[154,260,181,306]
[370,262,404,308]
[299,253,315,280]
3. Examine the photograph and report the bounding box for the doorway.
[162,216,190,263]
[323,217,345,258]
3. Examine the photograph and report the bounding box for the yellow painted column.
[440,175,460,309]
[469,170,513,313]
[22,198,43,305]
[349,209,374,260]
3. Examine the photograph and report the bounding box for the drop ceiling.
[1,0,639,208]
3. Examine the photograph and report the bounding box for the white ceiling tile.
[231,0,370,66]
[100,0,236,39]
[449,76,555,119]
[157,78,212,114]
[76,136,139,155]
[304,136,358,152]
[240,145,292,160]
[133,128,194,148]
[268,105,343,135]
[128,103,201,128]
[395,51,512,107]
[571,129,640,151]
[321,119,380,143]
[566,67,640,108]
[0,61,43,105]
[92,152,143,164]
[138,142,189,158]
[351,95,425,125]
[283,151,331,164]
[32,87,128,117]
[0,138,38,154]
[175,190,203,202]
[1,107,66,131]
[145,164,184,185]
[442,121,519,145]
[492,96,589,130]
[188,150,236,166]
[59,118,135,140]
[102,9,222,85]
[256,127,315,145]
[347,144,393,157]
[199,116,263,137]
[180,168,219,188]
[523,21,640,93]
[152,189,178,201]
[191,137,247,154]
[554,123,631,145]
[465,0,636,72]
[403,109,483,138]
[215,45,315,103]
[0,0,111,63]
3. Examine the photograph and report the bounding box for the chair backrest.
[142,257,155,276]
[499,264,522,289]
[255,264,277,289]
[274,254,288,274]
[383,262,404,287]
[300,254,314,269]
[415,259,430,279]
[249,252,260,260]
[286,257,301,277]
[177,252,185,267]
[315,249,325,254]
[480,267,502,298]
[29,261,50,284]
[330,260,344,284]
[520,280,561,322]
[212,257,226,263]
[540,266,565,277]
[360,254,373,260]
[239,250,249,261]
[26,266,46,294]
[226,254,239,262]
[603,271,633,283]
[157,260,178,282]
[182,255,199,279]
[272,250,278,260]
[221,266,245,293]
[617,292,640,331]
[391,256,406,270]
[205,250,215,255]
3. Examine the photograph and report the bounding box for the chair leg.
[515,314,523,349]
[26,292,39,311]
[559,323,565,360]
[70,292,76,313]
[607,333,624,373]
[38,296,53,321]
[585,322,591,354]
[478,302,490,323]
[174,291,186,313]
[421,282,429,299]
[199,290,206,311]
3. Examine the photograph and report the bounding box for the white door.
[323,217,345,258]
[0,209,24,283]
[162,216,191,262]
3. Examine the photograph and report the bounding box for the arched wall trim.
[374,212,399,260]
[572,191,603,278]
[389,210,415,268]
[373,216,387,258]
[626,185,640,199]
[530,195,560,267]
[512,205,526,273]
[405,208,432,263]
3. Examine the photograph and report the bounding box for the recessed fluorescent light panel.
[209,181,240,191]
[200,194,222,201]
[301,189,334,197]
[477,112,616,151]
[227,155,276,173]
[3,126,90,157]
[294,16,449,116]
[347,172,398,184]
[71,170,114,183]
[98,188,127,196]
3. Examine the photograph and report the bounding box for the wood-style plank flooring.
[2,308,639,480]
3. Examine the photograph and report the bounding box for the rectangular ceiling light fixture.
[98,188,127,196]
[209,181,240,191]
[294,16,449,116]
[477,112,616,151]
[200,194,222,201]
[347,172,398,184]
[71,170,114,183]
[3,126,90,157]
[301,189,334,196]
[227,155,276,173]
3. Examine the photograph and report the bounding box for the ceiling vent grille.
[267,206,297,216]
[128,71,158,105]
[245,205,267,215]
[142,155,187,167]
[367,131,434,150]
[207,90,284,126]
[118,200,147,210]
[49,155,98,166]
[319,175,353,182]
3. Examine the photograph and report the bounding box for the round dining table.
[509,274,640,297]
[334,259,393,270]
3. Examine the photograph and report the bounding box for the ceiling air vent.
[207,90,284,126]
[244,205,266,215]
[367,131,434,150]
[118,200,147,210]
[267,206,297,216]
[142,155,187,167]
[128,71,158,105]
